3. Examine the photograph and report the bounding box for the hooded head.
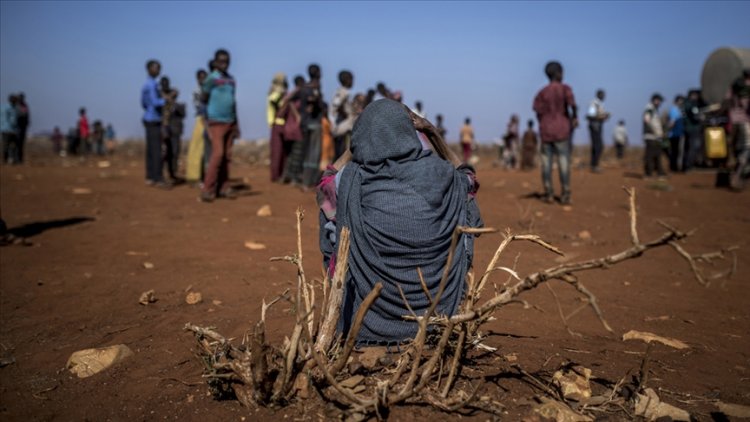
[350,99,422,166]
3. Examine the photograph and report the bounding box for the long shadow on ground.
[4,217,95,238]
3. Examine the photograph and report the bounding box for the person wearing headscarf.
[317,99,483,345]
[267,72,288,182]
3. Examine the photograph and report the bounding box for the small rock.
[186,292,203,305]
[562,205,573,212]
[139,290,157,305]
[186,394,194,403]
[67,344,134,378]
[97,160,111,168]
[577,230,591,240]
[531,397,592,421]
[504,353,518,362]
[552,366,592,401]
[358,347,386,370]
[256,205,272,217]
[340,375,364,389]
[244,241,267,250]
[142,262,154,269]
[72,187,92,195]
[534,211,544,218]
[212,299,222,306]
[635,388,690,421]
[715,401,750,419]
[348,361,364,375]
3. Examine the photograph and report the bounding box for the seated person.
[317,99,483,346]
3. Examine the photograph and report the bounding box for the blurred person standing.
[78,107,90,154]
[282,75,306,185]
[331,70,354,160]
[586,89,610,173]
[413,100,425,118]
[141,59,170,188]
[460,117,474,163]
[92,120,105,156]
[51,126,63,155]
[299,64,325,189]
[201,49,239,202]
[683,89,703,171]
[435,114,447,140]
[502,114,520,169]
[15,93,29,164]
[729,83,750,191]
[1,95,19,164]
[533,61,577,205]
[520,119,538,170]
[612,120,628,160]
[159,76,182,182]
[667,95,685,172]
[105,123,116,154]
[643,93,666,178]
[186,69,208,185]
[267,72,288,182]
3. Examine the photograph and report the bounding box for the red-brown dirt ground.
[1,142,748,421]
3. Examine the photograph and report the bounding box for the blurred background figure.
[201,49,239,202]
[78,107,90,155]
[612,119,628,160]
[533,60,577,205]
[643,93,666,178]
[2,94,19,164]
[667,95,685,172]
[267,72,288,182]
[50,126,63,155]
[586,89,609,173]
[520,119,538,171]
[683,89,704,171]
[105,123,116,155]
[186,69,208,186]
[331,70,354,160]
[460,117,474,163]
[15,93,29,164]
[141,59,169,188]
[502,114,519,170]
[435,113,446,140]
[160,75,185,183]
[92,120,105,155]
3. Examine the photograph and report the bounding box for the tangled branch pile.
[185,188,736,420]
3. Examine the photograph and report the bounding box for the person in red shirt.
[78,108,90,154]
[533,61,578,205]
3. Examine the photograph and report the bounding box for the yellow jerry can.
[704,126,727,159]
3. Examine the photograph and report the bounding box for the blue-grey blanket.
[332,99,482,344]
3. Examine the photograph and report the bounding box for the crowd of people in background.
[264,64,456,192]
[4,53,748,198]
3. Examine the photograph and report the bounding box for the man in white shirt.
[586,89,610,173]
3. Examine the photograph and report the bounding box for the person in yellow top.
[460,117,474,163]
[268,72,288,182]
[185,69,208,185]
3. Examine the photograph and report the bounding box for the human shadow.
[6,217,95,238]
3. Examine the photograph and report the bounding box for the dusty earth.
[1,141,749,421]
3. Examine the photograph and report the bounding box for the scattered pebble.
[244,241,267,250]
[186,292,203,305]
[139,289,157,305]
[578,230,591,240]
[142,262,154,270]
[256,205,272,217]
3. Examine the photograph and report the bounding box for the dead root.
[184,187,736,419]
